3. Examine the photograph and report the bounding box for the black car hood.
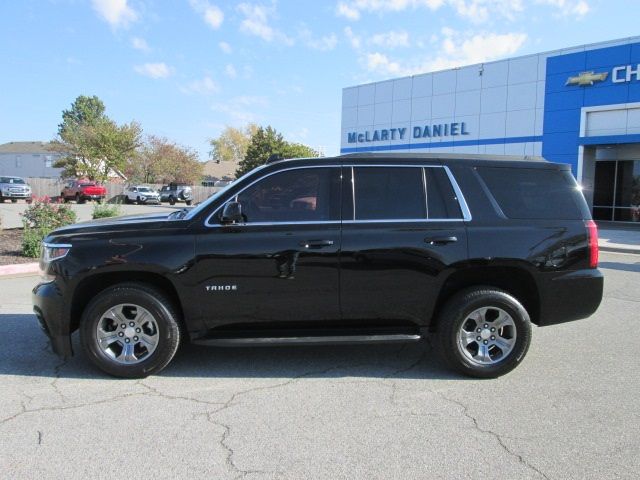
[48,211,187,238]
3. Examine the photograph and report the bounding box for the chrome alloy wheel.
[457,307,517,366]
[95,304,159,364]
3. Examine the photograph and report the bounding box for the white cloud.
[299,27,338,51]
[370,30,410,48]
[344,26,361,49]
[536,0,590,17]
[131,37,150,52]
[219,41,232,54]
[361,28,527,77]
[91,0,137,28]
[180,76,220,95]
[429,29,527,70]
[225,64,237,78]
[237,3,293,45]
[336,0,444,21]
[336,2,361,20]
[335,0,528,24]
[363,52,403,75]
[189,0,224,29]
[134,62,173,79]
[212,95,269,123]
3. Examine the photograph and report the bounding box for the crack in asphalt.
[435,391,551,480]
[37,430,42,445]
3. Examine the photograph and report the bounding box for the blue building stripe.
[339,136,542,154]
[579,134,640,145]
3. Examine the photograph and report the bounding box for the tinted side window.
[354,167,425,220]
[237,168,339,223]
[478,167,583,220]
[426,168,463,219]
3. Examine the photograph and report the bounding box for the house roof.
[202,159,238,179]
[0,141,57,154]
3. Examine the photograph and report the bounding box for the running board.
[194,333,423,347]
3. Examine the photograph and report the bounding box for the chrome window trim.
[204,162,472,228]
[442,165,472,221]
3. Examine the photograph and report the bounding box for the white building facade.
[340,36,640,223]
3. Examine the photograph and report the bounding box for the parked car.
[159,183,193,205]
[61,180,107,204]
[124,185,160,204]
[0,176,32,203]
[34,153,603,379]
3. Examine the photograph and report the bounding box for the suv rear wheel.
[80,283,181,378]
[435,287,532,378]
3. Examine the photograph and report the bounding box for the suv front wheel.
[80,283,182,378]
[435,287,532,378]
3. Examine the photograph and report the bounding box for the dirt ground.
[0,229,36,265]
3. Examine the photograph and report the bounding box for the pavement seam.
[434,391,551,480]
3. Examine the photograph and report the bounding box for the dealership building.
[341,36,640,223]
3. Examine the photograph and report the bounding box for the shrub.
[92,202,122,219]
[21,197,77,258]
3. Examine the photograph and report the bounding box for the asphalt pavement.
[0,252,638,479]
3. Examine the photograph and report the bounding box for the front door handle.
[424,236,458,245]
[299,239,335,249]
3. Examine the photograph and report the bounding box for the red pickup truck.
[61,180,107,204]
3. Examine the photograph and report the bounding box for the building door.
[593,160,640,222]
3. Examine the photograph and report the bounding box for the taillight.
[586,220,599,268]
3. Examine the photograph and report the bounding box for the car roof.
[265,152,565,171]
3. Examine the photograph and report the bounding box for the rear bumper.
[32,281,72,357]
[537,269,604,326]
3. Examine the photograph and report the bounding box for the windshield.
[184,164,268,221]
[80,183,96,187]
[1,177,25,184]
[138,187,152,192]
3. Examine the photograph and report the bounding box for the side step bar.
[194,333,423,347]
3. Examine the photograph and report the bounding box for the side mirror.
[221,201,244,224]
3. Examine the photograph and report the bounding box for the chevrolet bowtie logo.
[566,71,609,86]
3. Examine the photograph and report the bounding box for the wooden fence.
[25,178,222,203]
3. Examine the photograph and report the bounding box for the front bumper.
[2,191,30,198]
[82,194,105,200]
[32,281,73,357]
[537,268,604,326]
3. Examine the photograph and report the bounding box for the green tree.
[236,126,319,177]
[57,95,106,137]
[139,136,203,184]
[209,123,259,163]
[52,95,142,182]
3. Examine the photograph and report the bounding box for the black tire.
[185,200,192,206]
[61,193,69,203]
[125,196,131,204]
[434,287,532,378]
[80,283,182,378]
[0,196,4,203]
[168,196,176,205]
[136,196,141,205]
[11,199,17,203]
[75,193,83,204]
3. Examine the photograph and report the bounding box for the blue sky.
[1,0,638,160]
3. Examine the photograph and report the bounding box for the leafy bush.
[92,202,121,219]
[21,197,77,258]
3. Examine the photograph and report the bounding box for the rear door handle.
[299,239,335,249]
[424,236,458,245]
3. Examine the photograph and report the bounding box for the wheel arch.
[429,264,540,332]
[70,271,187,338]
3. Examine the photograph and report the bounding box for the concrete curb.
[0,262,39,277]
[599,246,640,255]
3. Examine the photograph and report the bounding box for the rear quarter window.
[477,166,585,220]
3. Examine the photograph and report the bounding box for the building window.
[45,156,53,168]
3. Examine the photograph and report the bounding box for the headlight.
[42,243,71,262]
[40,243,71,283]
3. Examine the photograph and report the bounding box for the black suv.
[33,154,603,378]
